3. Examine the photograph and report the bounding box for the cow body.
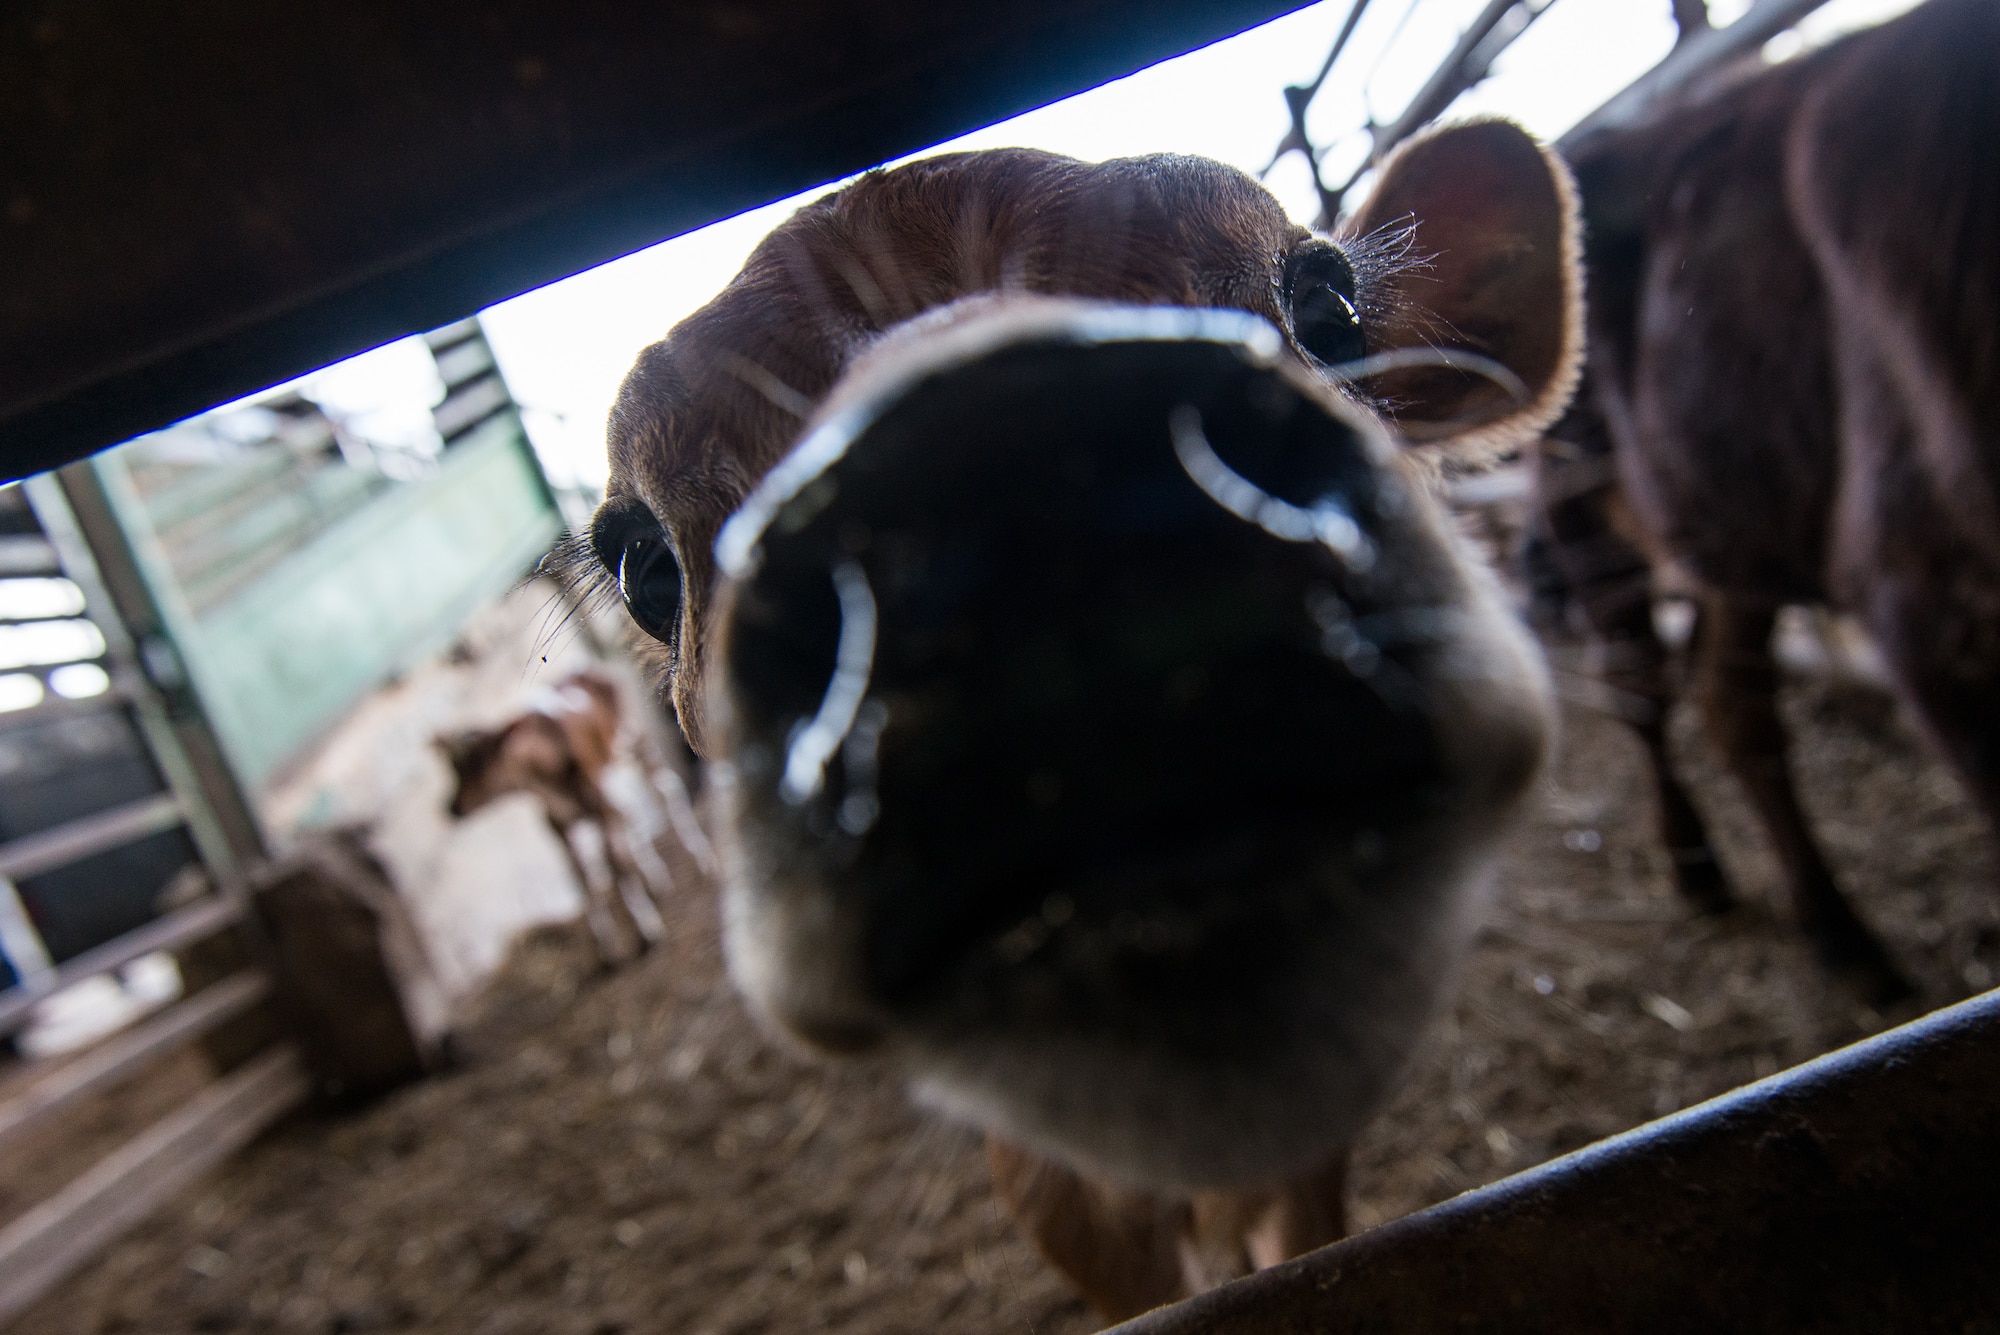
[573,128,1582,1318]
[1536,0,2000,1001]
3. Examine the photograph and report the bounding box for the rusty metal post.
[1114,988,2000,1332]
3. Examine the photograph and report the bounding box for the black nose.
[717,307,1450,1013]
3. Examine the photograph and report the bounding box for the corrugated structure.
[78,321,561,789]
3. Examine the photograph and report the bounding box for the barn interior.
[1,0,1994,1331]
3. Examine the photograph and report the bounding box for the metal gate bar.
[1115,988,2000,1333]
[0,793,183,884]
[0,1045,309,1326]
[0,971,271,1155]
[0,895,244,1038]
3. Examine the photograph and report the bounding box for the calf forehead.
[793,151,1293,299]
[607,151,1304,502]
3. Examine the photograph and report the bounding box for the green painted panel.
[183,424,560,784]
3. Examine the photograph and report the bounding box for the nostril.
[779,560,879,806]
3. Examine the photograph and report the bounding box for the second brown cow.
[1537,0,1999,1005]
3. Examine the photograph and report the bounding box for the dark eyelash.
[1340,216,1431,333]
[1326,216,1441,421]
[538,528,622,617]
[530,528,630,667]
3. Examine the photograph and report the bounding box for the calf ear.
[1347,118,1583,459]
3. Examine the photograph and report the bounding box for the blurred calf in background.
[439,668,687,966]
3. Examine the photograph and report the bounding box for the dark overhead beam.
[1113,987,2000,1332]
[0,1,1310,481]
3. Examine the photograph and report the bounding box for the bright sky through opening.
[288,0,1926,494]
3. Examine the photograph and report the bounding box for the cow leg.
[585,820,659,950]
[986,1137,1188,1322]
[1877,588,2000,844]
[606,789,681,909]
[1690,594,1909,1001]
[1528,438,1731,912]
[597,811,668,944]
[1639,700,1734,914]
[1838,478,2000,857]
[1841,495,2000,884]
[1180,1152,1347,1293]
[619,824,678,921]
[651,763,720,878]
[1593,572,1732,913]
[553,818,641,965]
[1251,1151,1348,1268]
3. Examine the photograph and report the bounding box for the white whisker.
[780,560,879,805]
[719,352,813,420]
[832,252,895,328]
[1326,345,1530,405]
[1169,405,1376,569]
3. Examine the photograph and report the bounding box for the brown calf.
[438,668,669,966]
[1540,0,1999,1003]
[565,127,1583,1319]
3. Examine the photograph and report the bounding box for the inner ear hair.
[1344,117,1584,464]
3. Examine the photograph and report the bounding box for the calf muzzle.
[709,300,1549,1189]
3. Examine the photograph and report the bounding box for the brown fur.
[1538,0,2000,1000]
[1791,0,2000,824]
[577,133,1582,1320]
[1359,119,1585,463]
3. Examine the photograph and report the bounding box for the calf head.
[581,122,1579,1193]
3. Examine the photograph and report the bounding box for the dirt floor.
[11,661,1998,1334]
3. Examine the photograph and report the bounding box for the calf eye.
[1285,243,1366,369]
[590,502,682,642]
